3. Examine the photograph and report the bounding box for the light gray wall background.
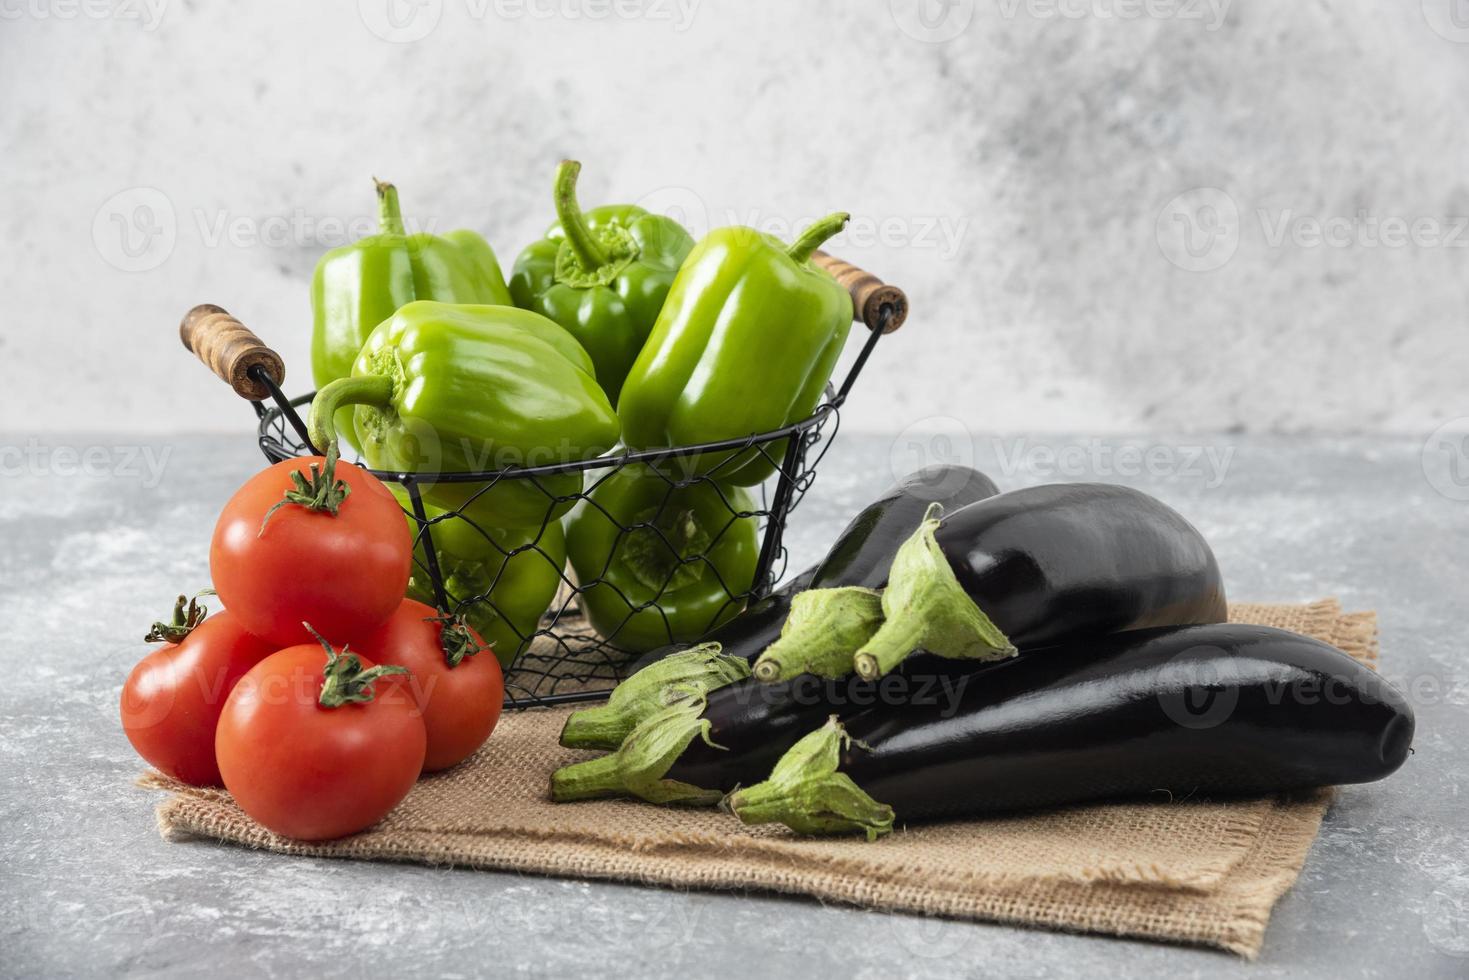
[3,0,1465,436]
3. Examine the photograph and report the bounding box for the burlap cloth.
[148,599,1379,958]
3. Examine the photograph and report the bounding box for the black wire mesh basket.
[184,251,907,709]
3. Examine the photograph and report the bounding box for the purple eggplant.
[729,624,1414,838]
[780,483,1228,681]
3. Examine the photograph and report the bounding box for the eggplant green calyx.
[425,611,488,668]
[726,715,894,841]
[309,623,409,708]
[852,504,1016,681]
[553,160,639,287]
[143,589,214,644]
[787,212,850,265]
[259,440,355,536]
[559,643,751,750]
[550,697,725,805]
[753,586,884,683]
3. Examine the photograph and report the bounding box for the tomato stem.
[259,442,353,536]
[143,589,214,644]
[424,611,489,668]
[307,623,409,708]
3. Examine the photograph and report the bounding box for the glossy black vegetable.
[843,482,1229,679]
[730,624,1415,837]
[639,464,1001,666]
[670,655,985,792]
[550,654,988,804]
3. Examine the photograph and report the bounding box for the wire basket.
[183,251,907,709]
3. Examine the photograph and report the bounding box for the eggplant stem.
[550,752,626,801]
[557,644,748,751]
[851,506,1016,679]
[559,705,641,751]
[726,716,895,840]
[550,698,726,806]
[753,586,885,683]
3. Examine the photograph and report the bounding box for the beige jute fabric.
[149,599,1379,958]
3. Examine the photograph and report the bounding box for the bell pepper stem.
[554,160,609,271]
[375,178,407,236]
[753,586,884,683]
[308,374,395,453]
[851,504,1017,681]
[726,716,894,840]
[787,212,850,265]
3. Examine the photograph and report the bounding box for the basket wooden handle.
[812,251,908,333]
[179,304,286,401]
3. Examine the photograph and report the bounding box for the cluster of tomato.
[120,450,504,841]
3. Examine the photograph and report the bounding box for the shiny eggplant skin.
[667,656,988,792]
[936,483,1227,648]
[641,465,1001,665]
[840,624,1414,820]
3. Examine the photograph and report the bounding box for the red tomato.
[121,607,277,786]
[353,599,504,772]
[216,639,426,841]
[210,451,411,646]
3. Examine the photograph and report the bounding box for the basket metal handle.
[812,251,908,334]
[180,304,286,400]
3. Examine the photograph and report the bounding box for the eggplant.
[557,465,1002,751]
[551,653,988,805]
[729,624,1415,838]
[639,463,1002,666]
[780,483,1228,681]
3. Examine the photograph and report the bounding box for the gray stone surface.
[7,2,1469,438]
[2,431,1466,978]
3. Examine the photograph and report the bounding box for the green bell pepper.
[398,496,567,668]
[311,180,514,448]
[617,213,854,486]
[508,161,694,404]
[566,464,759,653]
[308,301,619,529]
